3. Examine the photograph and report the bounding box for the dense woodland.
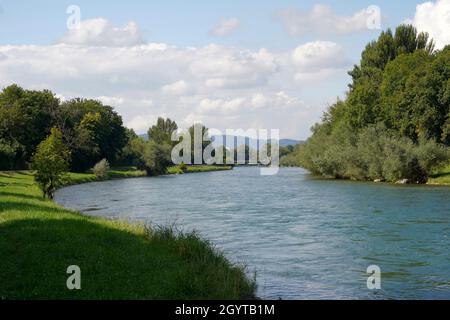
[282,25,450,183]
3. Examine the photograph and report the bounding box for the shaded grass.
[428,164,450,185]
[0,171,255,299]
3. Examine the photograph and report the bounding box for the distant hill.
[279,139,303,147]
[211,136,303,148]
[140,133,303,147]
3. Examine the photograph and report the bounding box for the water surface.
[55,167,450,299]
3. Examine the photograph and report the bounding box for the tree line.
[282,25,450,183]
[0,85,128,172]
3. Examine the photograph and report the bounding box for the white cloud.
[211,18,240,36]
[190,47,278,89]
[292,41,347,71]
[96,96,125,106]
[409,0,450,50]
[126,114,158,133]
[0,18,350,139]
[161,80,191,95]
[59,18,144,47]
[275,4,379,36]
[291,41,350,81]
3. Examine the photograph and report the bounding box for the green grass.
[428,164,450,185]
[0,170,255,299]
[167,165,233,175]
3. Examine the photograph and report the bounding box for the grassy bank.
[0,169,255,299]
[67,165,233,184]
[428,164,450,185]
[168,165,233,175]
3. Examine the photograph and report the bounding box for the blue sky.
[0,1,448,139]
[0,0,420,49]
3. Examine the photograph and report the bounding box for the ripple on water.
[55,167,450,299]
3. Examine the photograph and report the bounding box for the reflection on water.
[55,167,450,299]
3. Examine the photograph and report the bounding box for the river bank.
[55,166,450,299]
[0,166,254,299]
[280,163,450,186]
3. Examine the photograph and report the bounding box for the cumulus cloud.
[275,4,380,36]
[292,41,348,71]
[409,0,450,50]
[211,17,240,36]
[291,41,350,81]
[0,31,349,139]
[161,80,191,95]
[59,18,144,46]
[190,46,278,89]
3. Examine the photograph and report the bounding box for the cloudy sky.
[0,0,449,139]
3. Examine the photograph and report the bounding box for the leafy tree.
[142,141,172,176]
[148,117,178,145]
[59,98,128,172]
[296,24,449,183]
[116,128,146,167]
[32,128,70,199]
[0,138,23,170]
[0,84,58,168]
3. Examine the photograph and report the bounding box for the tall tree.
[147,117,178,145]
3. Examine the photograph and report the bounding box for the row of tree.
[283,25,450,183]
[0,85,128,172]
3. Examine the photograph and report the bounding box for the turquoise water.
[55,167,450,299]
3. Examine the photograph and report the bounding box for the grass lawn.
[167,165,233,174]
[0,169,254,300]
[428,164,450,185]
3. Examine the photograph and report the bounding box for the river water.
[55,167,450,299]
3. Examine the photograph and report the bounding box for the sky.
[0,0,449,139]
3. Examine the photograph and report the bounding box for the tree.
[59,98,128,172]
[32,128,70,199]
[142,141,172,176]
[0,84,58,168]
[115,128,146,167]
[0,139,23,170]
[294,24,449,183]
[147,117,178,145]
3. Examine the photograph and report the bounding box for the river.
[55,167,450,299]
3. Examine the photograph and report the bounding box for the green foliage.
[93,158,110,180]
[0,138,23,170]
[0,84,58,168]
[143,141,172,176]
[0,86,128,172]
[60,98,128,172]
[31,128,70,198]
[179,162,188,173]
[297,25,449,183]
[298,123,449,183]
[116,128,146,167]
[147,117,178,145]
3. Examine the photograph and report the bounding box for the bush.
[297,123,450,183]
[143,141,172,176]
[93,158,110,180]
[179,162,188,173]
